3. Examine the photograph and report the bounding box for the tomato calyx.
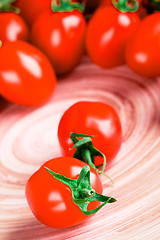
[0,0,19,13]
[51,0,85,13]
[45,165,116,215]
[70,133,113,183]
[111,0,139,12]
[70,132,108,175]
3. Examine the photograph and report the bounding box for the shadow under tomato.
[0,96,10,112]
[6,215,92,240]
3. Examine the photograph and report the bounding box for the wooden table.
[0,57,160,240]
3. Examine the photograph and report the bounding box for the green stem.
[70,133,107,174]
[0,0,19,12]
[70,133,114,183]
[45,165,116,215]
[111,0,139,12]
[51,0,85,13]
[70,132,94,144]
[82,148,98,171]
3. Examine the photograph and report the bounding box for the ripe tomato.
[14,0,52,25]
[0,41,57,106]
[0,12,29,43]
[58,101,122,166]
[125,12,160,78]
[100,0,147,19]
[100,0,112,7]
[26,157,105,228]
[85,6,140,68]
[30,10,86,75]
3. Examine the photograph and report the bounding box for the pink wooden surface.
[0,57,160,240]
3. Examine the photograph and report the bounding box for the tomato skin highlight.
[0,12,29,43]
[125,12,160,78]
[25,157,103,228]
[100,0,147,20]
[58,101,122,166]
[30,11,86,75]
[0,41,57,106]
[85,6,140,68]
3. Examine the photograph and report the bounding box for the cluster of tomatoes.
[26,101,122,228]
[86,0,160,78]
[0,0,160,107]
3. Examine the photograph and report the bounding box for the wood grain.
[0,57,160,240]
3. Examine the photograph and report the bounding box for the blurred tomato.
[30,10,86,75]
[0,41,57,106]
[126,12,160,78]
[86,6,140,68]
[0,12,29,43]
[100,0,147,19]
[15,0,52,25]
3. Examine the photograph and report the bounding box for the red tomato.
[58,101,122,166]
[0,41,57,106]
[100,0,112,7]
[85,6,140,68]
[30,10,86,75]
[125,12,160,78]
[25,157,103,228]
[0,12,29,43]
[100,0,147,19]
[14,0,52,25]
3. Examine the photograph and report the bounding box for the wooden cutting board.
[0,57,160,240]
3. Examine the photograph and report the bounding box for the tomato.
[0,41,57,106]
[85,6,140,68]
[100,0,147,19]
[100,0,112,7]
[30,10,86,75]
[58,101,122,166]
[0,12,29,43]
[25,157,115,228]
[125,12,160,78]
[14,0,52,26]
